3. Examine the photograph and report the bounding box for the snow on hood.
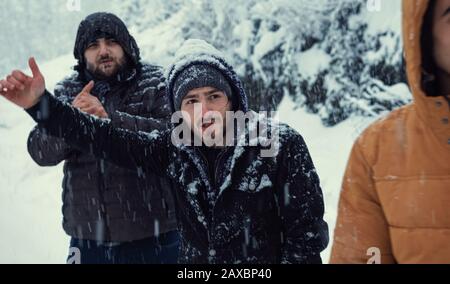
[165,39,249,113]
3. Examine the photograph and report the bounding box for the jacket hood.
[73,12,141,72]
[165,39,249,114]
[402,0,450,133]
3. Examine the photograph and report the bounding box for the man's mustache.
[98,56,115,64]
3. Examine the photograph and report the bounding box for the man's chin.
[94,68,119,80]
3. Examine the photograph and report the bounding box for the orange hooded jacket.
[330,0,450,264]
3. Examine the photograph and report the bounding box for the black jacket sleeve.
[109,79,171,133]
[27,87,75,166]
[26,91,170,176]
[27,126,74,166]
[276,132,329,264]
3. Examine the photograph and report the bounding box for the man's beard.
[87,56,127,80]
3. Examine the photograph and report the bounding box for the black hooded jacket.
[27,13,177,242]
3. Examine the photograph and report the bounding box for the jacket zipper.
[197,147,229,263]
[96,91,115,243]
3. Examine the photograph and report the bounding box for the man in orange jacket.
[330,0,450,264]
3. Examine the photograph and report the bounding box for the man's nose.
[201,101,211,115]
[98,43,110,56]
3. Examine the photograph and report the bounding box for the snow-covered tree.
[297,0,409,125]
[118,0,409,125]
[2,0,409,126]
[118,0,185,32]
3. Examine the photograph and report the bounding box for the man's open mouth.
[100,59,114,65]
[200,118,216,131]
[201,122,214,131]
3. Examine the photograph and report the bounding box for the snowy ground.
[277,95,379,262]
[0,53,406,264]
[0,55,76,264]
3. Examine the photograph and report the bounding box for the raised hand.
[72,81,109,119]
[0,57,46,109]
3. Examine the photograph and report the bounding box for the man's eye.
[210,94,223,100]
[88,43,98,48]
[186,100,197,105]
